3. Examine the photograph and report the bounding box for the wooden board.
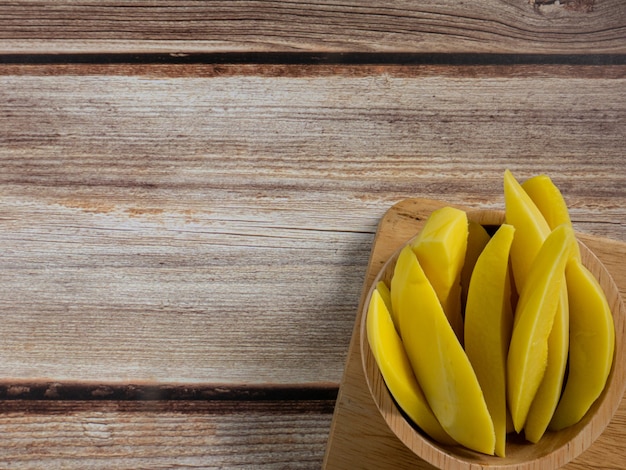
[323,198,626,469]
[1,0,625,55]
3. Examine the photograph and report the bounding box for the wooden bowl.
[361,209,626,469]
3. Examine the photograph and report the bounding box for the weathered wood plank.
[1,0,625,55]
[0,400,334,469]
[1,66,625,387]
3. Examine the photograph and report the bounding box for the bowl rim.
[360,208,626,469]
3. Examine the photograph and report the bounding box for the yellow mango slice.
[522,174,581,260]
[521,174,574,442]
[505,170,571,440]
[507,224,575,432]
[375,280,396,332]
[549,258,615,430]
[464,224,515,457]
[392,245,495,455]
[460,220,491,309]
[367,288,456,444]
[504,169,551,292]
[366,288,457,445]
[411,206,468,343]
[389,242,420,339]
[523,286,569,443]
[522,175,571,229]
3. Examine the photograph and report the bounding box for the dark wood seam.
[1,52,625,66]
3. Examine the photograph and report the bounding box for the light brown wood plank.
[0,400,333,468]
[1,0,625,55]
[1,67,625,387]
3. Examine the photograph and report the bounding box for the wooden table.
[1,2,625,468]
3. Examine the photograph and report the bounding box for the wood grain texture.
[0,400,334,468]
[1,66,625,387]
[1,0,625,55]
[324,198,626,469]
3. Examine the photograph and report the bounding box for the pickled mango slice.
[522,175,571,229]
[375,281,396,332]
[522,174,573,442]
[411,206,468,343]
[522,174,581,260]
[523,286,569,443]
[389,242,418,340]
[505,169,571,440]
[507,224,575,432]
[504,169,551,292]
[464,224,515,457]
[392,245,495,455]
[366,288,456,445]
[549,258,615,430]
[460,221,491,309]
[523,172,614,431]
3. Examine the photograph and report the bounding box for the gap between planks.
[0,52,624,65]
[0,382,339,401]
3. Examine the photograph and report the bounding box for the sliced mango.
[375,280,396,332]
[522,174,581,260]
[411,206,468,343]
[507,224,575,432]
[366,288,456,445]
[391,242,417,338]
[373,171,613,454]
[523,286,569,443]
[504,169,551,293]
[522,175,571,229]
[392,245,495,455]
[549,258,615,430]
[505,170,571,439]
[464,224,515,457]
[460,220,491,309]
[521,174,573,442]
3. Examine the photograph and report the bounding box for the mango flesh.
[460,221,491,309]
[522,174,581,261]
[411,206,468,343]
[505,170,571,440]
[391,241,418,338]
[523,286,569,443]
[521,173,573,442]
[523,173,615,431]
[504,169,551,293]
[522,175,571,229]
[464,224,515,457]
[366,287,456,445]
[368,172,615,455]
[549,258,615,430]
[375,280,396,332]
[507,223,575,432]
[392,245,495,455]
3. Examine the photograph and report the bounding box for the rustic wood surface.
[2,65,625,386]
[323,199,626,469]
[1,1,625,467]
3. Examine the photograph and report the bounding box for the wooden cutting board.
[323,198,626,470]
